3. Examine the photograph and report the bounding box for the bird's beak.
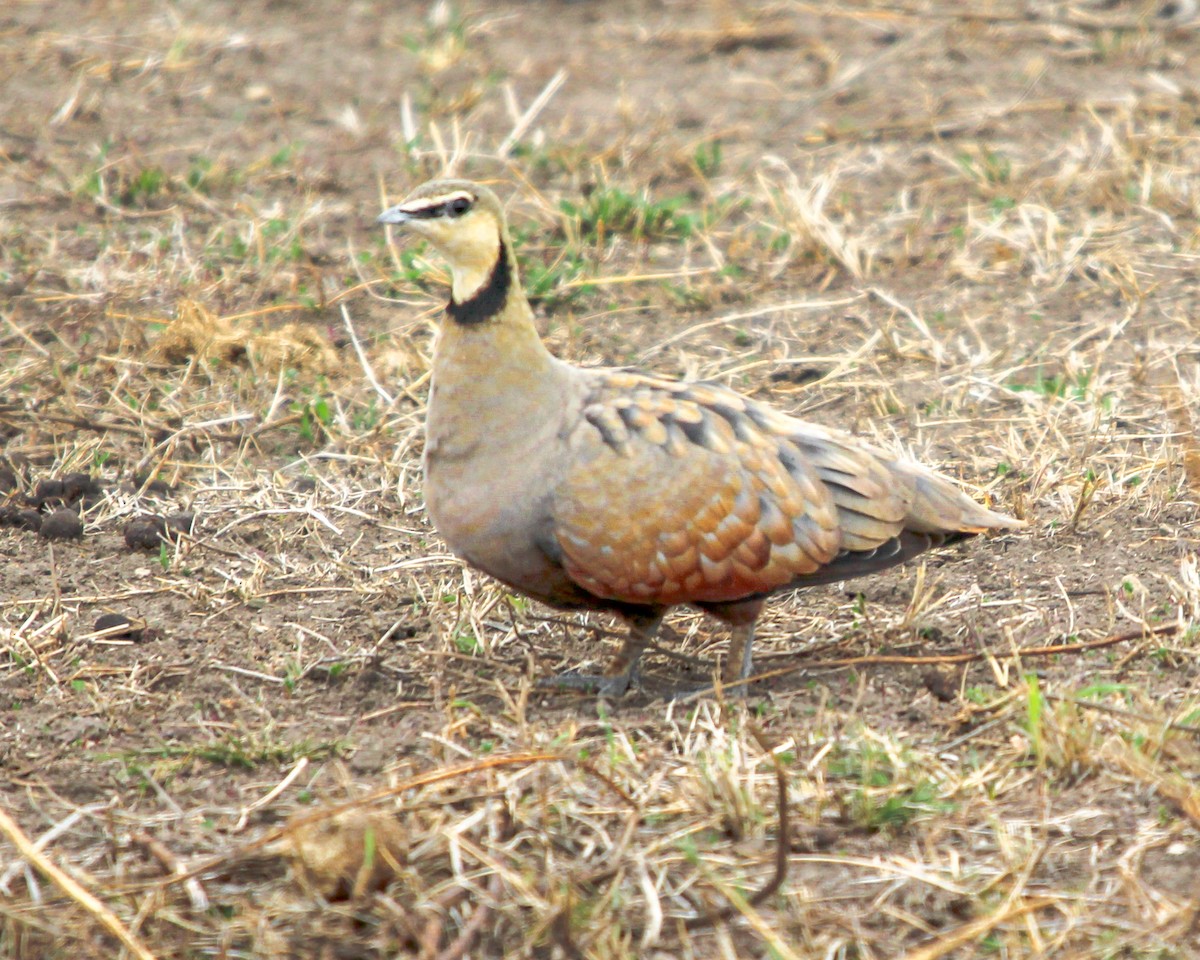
[377,204,412,226]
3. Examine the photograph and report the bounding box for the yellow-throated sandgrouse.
[378,179,1024,695]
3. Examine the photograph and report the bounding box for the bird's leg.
[603,614,658,689]
[694,598,764,696]
[544,611,663,696]
[723,622,757,685]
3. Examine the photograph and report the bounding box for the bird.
[377,178,1025,696]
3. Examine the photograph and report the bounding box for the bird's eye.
[447,197,472,217]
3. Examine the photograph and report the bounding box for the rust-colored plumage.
[379,179,1025,694]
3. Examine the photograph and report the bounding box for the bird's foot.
[539,669,636,697]
[666,674,754,703]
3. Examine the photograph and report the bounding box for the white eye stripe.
[401,191,474,215]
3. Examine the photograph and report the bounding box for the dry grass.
[2,1,1199,958]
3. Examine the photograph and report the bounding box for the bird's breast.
[422,419,581,605]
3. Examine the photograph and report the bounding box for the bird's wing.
[551,373,922,607]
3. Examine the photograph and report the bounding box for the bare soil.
[1,1,1199,958]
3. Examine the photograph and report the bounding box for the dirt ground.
[1,0,1199,957]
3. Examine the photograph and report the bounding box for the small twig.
[497,69,567,157]
[4,607,64,685]
[572,755,637,808]
[747,725,790,912]
[898,896,1057,960]
[637,295,863,362]
[868,286,947,364]
[130,833,209,911]
[6,410,153,438]
[1044,693,1200,736]
[0,802,109,894]
[550,897,587,960]
[0,407,250,444]
[673,623,1182,703]
[682,721,790,931]
[418,887,471,960]
[757,622,1181,680]
[0,804,158,960]
[47,543,63,622]
[562,266,718,289]
[936,715,1013,754]
[433,871,502,960]
[233,757,310,831]
[212,663,287,684]
[2,313,51,356]
[151,753,559,891]
[340,303,394,405]
[357,700,437,722]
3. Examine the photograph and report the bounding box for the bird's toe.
[538,669,637,697]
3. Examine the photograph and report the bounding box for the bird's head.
[378,179,510,308]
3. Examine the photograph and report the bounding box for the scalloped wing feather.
[552,373,1021,608]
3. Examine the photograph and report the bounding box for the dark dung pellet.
[93,612,145,641]
[62,472,103,502]
[165,512,195,536]
[13,508,42,532]
[34,478,64,500]
[124,516,166,550]
[39,509,83,540]
[132,473,177,496]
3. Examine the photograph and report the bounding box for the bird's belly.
[424,459,585,608]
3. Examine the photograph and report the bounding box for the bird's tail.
[897,461,1026,535]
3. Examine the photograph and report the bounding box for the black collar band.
[446,240,511,325]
